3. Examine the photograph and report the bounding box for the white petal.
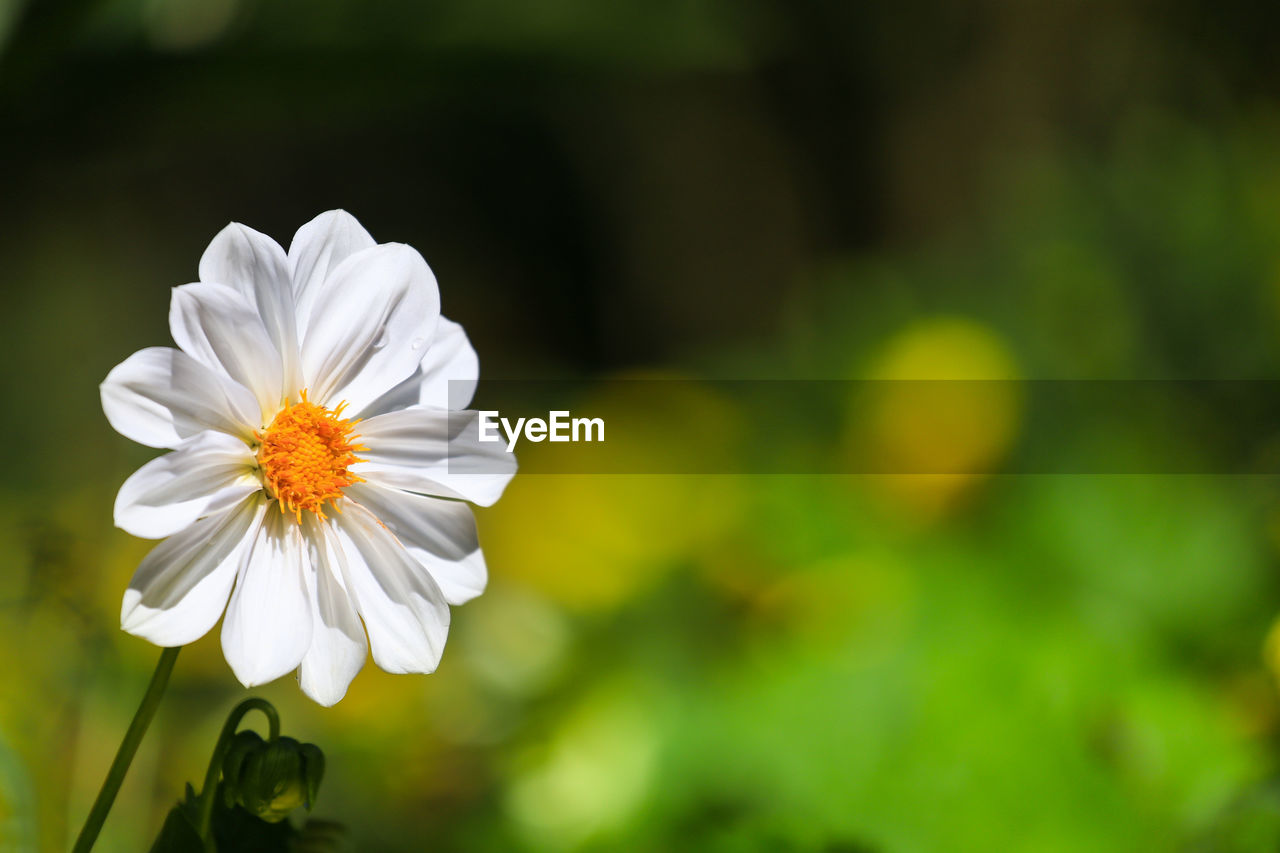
[297,516,367,706]
[360,317,479,416]
[121,496,263,647]
[331,503,450,674]
[287,210,376,336]
[170,283,284,421]
[299,243,440,415]
[347,482,486,605]
[115,431,260,539]
[417,317,480,409]
[199,222,300,389]
[352,407,516,506]
[101,347,260,449]
[221,510,314,687]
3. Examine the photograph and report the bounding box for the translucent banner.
[445,379,1280,474]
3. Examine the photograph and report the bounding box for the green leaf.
[298,743,325,810]
[209,794,298,852]
[147,785,203,853]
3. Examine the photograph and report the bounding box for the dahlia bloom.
[101,211,515,705]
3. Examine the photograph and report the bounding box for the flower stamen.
[255,390,366,523]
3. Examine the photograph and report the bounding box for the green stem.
[72,646,180,853]
[196,698,280,851]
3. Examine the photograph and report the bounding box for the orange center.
[255,391,366,522]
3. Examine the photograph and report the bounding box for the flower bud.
[221,733,325,823]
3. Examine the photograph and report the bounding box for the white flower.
[100,210,515,706]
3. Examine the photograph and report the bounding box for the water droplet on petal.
[411,336,427,351]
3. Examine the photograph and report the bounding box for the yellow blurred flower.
[852,317,1021,520]
[483,375,741,610]
[1262,617,1280,687]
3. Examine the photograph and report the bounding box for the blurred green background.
[7,0,1280,850]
